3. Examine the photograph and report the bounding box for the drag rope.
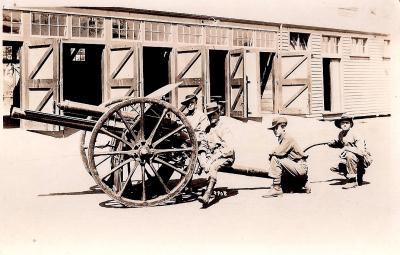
[304,142,328,152]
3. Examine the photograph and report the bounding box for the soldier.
[181,94,210,142]
[327,113,372,189]
[197,102,235,205]
[264,116,311,197]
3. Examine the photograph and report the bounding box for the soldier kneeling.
[264,116,311,198]
[197,102,235,205]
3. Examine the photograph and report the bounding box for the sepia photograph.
[1,0,399,254]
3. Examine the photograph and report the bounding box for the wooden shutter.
[277,52,311,115]
[175,46,206,111]
[22,39,60,130]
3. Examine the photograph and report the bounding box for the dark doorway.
[260,52,275,113]
[143,47,171,97]
[323,58,332,111]
[3,41,22,128]
[209,50,228,103]
[62,44,104,106]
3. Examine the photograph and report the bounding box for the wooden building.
[2,6,391,129]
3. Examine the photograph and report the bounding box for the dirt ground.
[1,115,399,255]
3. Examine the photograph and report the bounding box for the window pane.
[97,28,103,38]
[3,22,11,33]
[97,18,104,28]
[89,28,96,37]
[112,28,119,38]
[72,27,79,37]
[72,17,79,26]
[50,26,57,36]
[59,16,66,25]
[81,27,88,37]
[12,12,21,22]
[3,11,11,21]
[50,15,57,25]
[41,14,49,24]
[32,24,40,35]
[41,25,48,35]
[12,24,20,34]
[127,30,133,40]
[112,19,119,29]
[59,26,65,36]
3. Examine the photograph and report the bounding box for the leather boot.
[263,178,283,198]
[198,178,216,205]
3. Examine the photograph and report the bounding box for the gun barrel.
[57,101,108,116]
[11,108,98,131]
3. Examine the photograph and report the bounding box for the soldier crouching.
[264,116,311,197]
[197,102,235,205]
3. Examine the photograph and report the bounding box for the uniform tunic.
[269,133,308,182]
[186,109,209,142]
[199,118,235,179]
[328,129,369,175]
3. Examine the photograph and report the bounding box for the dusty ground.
[0,115,399,255]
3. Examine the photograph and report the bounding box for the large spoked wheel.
[87,98,198,207]
[80,97,132,175]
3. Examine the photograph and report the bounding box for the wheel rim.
[80,97,133,175]
[87,98,197,207]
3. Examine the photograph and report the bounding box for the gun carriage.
[11,83,280,207]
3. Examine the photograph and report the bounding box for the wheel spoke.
[141,165,146,201]
[116,110,137,142]
[117,161,139,197]
[152,125,185,147]
[153,147,193,154]
[99,128,134,148]
[95,155,111,167]
[138,102,145,140]
[148,162,170,194]
[94,150,137,157]
[100,158,135,181]
[153,156,186,175]
[146,108,168,145]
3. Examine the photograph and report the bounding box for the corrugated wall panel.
[341,36,391,117]
[310,33,324,115]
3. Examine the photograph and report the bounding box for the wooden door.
[175,46,206,111]
[277,52,311,115]
[106,43,140,100]
[227,49,247,118]
[22,39,60,130]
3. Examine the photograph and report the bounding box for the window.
[290,32,310,51]
[72,16,104,38]
[3,10,22,34]
[383,40,390,58]
[3,46,13,61]
[255,31,276,48]
[112,19,140,40]
[351,37,367,55]
[31,12,66,37]
[71,48,85,62]
[178,25,202,44]
[233,29,253,47]
[205,27,229,45]
[322,36,340,54]
[144,22,172,42]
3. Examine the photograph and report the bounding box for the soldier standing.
[197,102,235,205]
[264,116,311,197]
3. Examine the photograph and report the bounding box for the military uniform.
[265,116,310,197]
[328,114,372,187]
[199,117,235,179]
[197,102,235,205]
